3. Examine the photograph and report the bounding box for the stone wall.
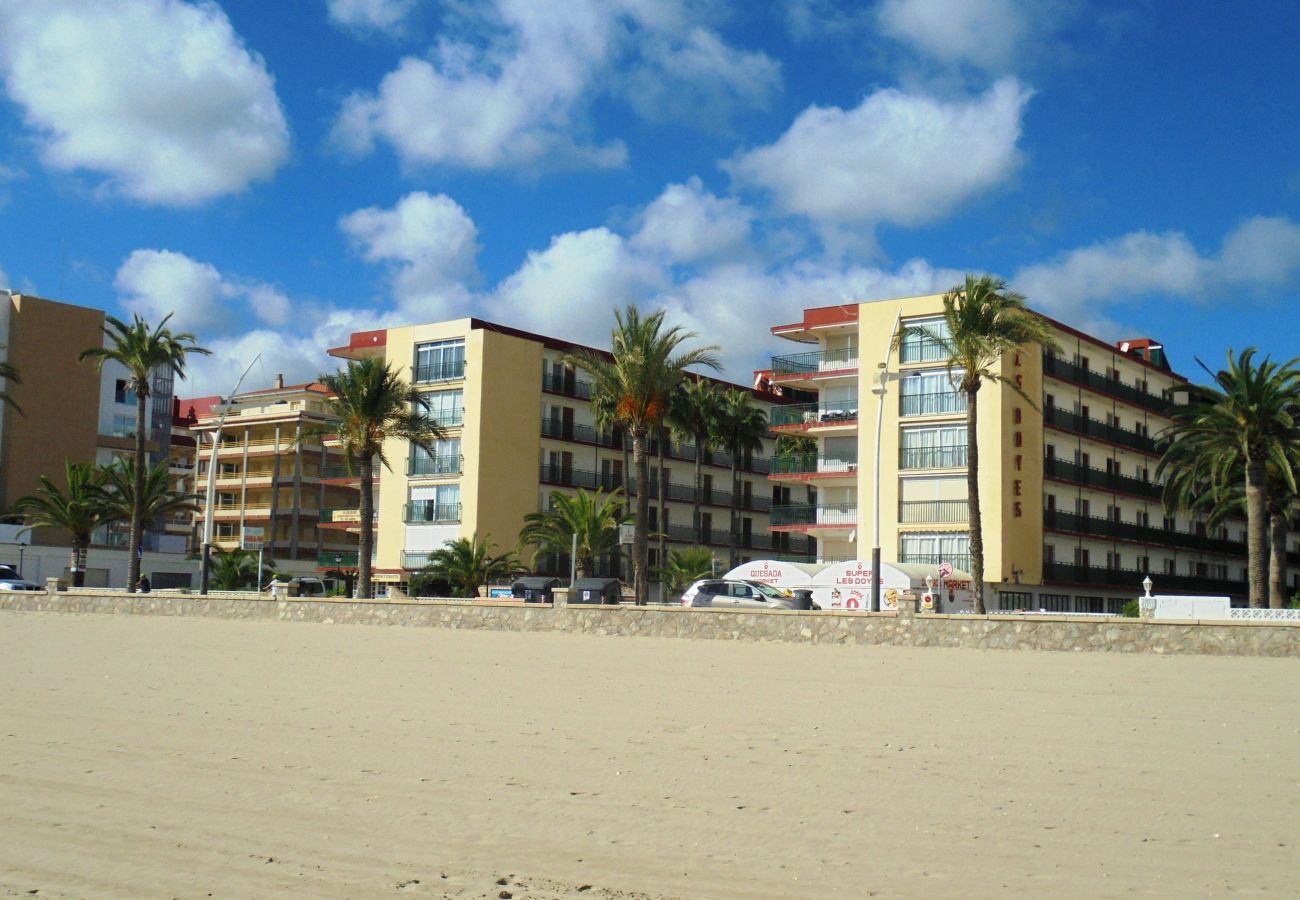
[2,589,1296,657]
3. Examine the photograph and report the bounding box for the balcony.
[1043,406,1157,455]
[413,358,466,384]
[769,454,858,479]
[769,402,858,430]
[770,348,858,378]
[408,454,463,477]
[541,369,593,400]
[900,391,967,417]
[430,407,465,428]
[540,419,772,475]
[1041,353,1171,415]
[769,503,857,528]
[898,335,949,365]
[540,417,621,449]
[900,446,967,470]
[404,501,461,524]
[321,463,378,482]
[898,551,971,571]
[899,499,969,524]
[1043,561,1245,597]
[537,465,771,512]
[1043,456,1162,500]
[1043,509,1245,556]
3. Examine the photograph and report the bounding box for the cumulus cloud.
[339,192,481,320]
[114,249,297,335]
[1012,216,1300,326]
[877,0,1027,71]
[332,0,779,171]
[630,177,756,264]
[326,0,416,33]
[0,0,289,206]
[727,79,1030,236]
[0,261,8,289]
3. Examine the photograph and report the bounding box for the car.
[0,565,42,592]
[680,579,819,610]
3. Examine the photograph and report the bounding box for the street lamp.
[869,310,904,613]
[17,540,25,577]
[1142,575,1153,598]
[199,354,262,595]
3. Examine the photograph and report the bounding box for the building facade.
[767,294,1291,613]
[328,318,813,595]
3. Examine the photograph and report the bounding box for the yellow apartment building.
[185,378,360,571]
[327,318,813,595]
[767,294,1284,613]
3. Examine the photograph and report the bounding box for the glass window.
[900,426,967,468]
[899,317,950,363]
[423,389,464,427]
[413,339,466,383]
[410,438,462,475]
[899,369,965,416]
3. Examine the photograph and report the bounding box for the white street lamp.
[1142,575,1153,598]
[869,310,904,613]
[199,354,261,595]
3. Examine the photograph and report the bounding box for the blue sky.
[1,0,1297,397]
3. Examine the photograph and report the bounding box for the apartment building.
[327,317,813,595]
[767,294,1286,613]
[184,378,360,572]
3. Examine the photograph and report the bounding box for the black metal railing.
[1043,509,1245,556]
[413,358,466,383]
[403,501,461,523]
[770,402,859,428]
[429,406,465,428]
[1043,456,1163,500]
[900,391,966,417]
[1043,405,1157,454]
[769,454,858,476]
[898,334,948,364]
[769,503,857,527]
[1043,562,1246,597]
[770,347,858,375]
[536,465,771,512]
[407,454,463,476]
[899,499,969,523]
[1041,353,1170,415]
[541,369,593,400]
[900,446,967,469]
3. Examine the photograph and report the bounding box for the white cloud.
[486,227,667,345]
[630,177,756,264]
[1218,216,1300,285]
[114,249,299,335]
[0,0,289,206]
[339,192,481,320]
[0,261,8,289]
[332,0,778,171]
[878,0,1026,70]
[326,0,416,33]
[727,79,1030,234]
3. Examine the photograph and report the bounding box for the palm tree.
[208,547,275,591]
[668,378,723,546]
[79,313,208,589]
[655,546,717,598]
[99,458,200,545]
[318,358,445,599]
[567,305,719,604]
[10,462,117,587]
[899,275,1058,613]
[714,388,768,568]
[1157,349,1300,607]
[519,488,628,579]
[419,535,517,598]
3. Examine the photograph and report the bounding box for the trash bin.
[510,576,561,603]
[791,588,816,610]
[569,577,621,605]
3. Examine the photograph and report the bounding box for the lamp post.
[199,354,261,595]
[17,541,26,577]
[1142,575,1153,598]
[868,310,904,613]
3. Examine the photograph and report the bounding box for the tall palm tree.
[714,388,768,568]
[1157,349,1300,607]
[567,305,719,604]
[668,378,723,547]
[80,313,209,589]
[318,357,445,599]
[420,535,517,598]
[519,488,628,579]
[899,275,1058,613]
[10,462,117,587]
[99,458,200,545]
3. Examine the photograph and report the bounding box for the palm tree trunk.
[657,425,668,578]
[1268,507,1287,609]
[129,389,147,590]
[692,435,703,546]
[621,430,632,586]
[632,429,650,605]
[71,541,86,588]
[358,455,375,599]
[1245,457,1267,608]
[966,385,985,614]
[729,458,740,569]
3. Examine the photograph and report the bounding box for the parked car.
[0,565,42,592]
[680,579,820,610]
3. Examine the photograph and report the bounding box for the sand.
[0,612,1296,899]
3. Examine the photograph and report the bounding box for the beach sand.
[0,611,1296,898]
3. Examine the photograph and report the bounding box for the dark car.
[680,579,819,610]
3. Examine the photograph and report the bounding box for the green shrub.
[1120,600,1141,618]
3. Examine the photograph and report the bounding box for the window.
[407,484,460,522]
[1106,551,1122,570]
[413,339,465,383]
[1073,547,1090,567]
[999,591,1033,610]
[899,533,970,569]
[899,370,965,416]
[410,438,462,476]
[898,317,949,363]
[114,379,137,404]
[1039,593,1071,612]
[900,425,967,469]
[424,389,464,427]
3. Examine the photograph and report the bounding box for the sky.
[1,0,1298,398]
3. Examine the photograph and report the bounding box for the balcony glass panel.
[404,501,462,523]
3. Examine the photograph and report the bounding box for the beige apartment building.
[184,379,360,571]
[327,318,813,595]
[766,294,1291,613]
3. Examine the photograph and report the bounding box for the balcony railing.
[769,503,857,527]
[898,551,971,571]
[430,406,465,428]
[413,358,466,383]
[408,454,463,476]
[540,419,772,475]
[1043,561,1246,597]
[403,501,462,523]
[1041,353,1171,415]
[540,417,620,449]
[770,402,858,428]
[541,369,593,400]
[770,347,859,376]
[1043,456,1162,500]
[318,551,360,567]
[769,454,858,476]
[899,499,969,523]
[898,335,949,364]
[1043,406,1157,455]
[537,465,771,512]
[900,446,967,469]
[1042,509,1245,556]
[900,391,966,417]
